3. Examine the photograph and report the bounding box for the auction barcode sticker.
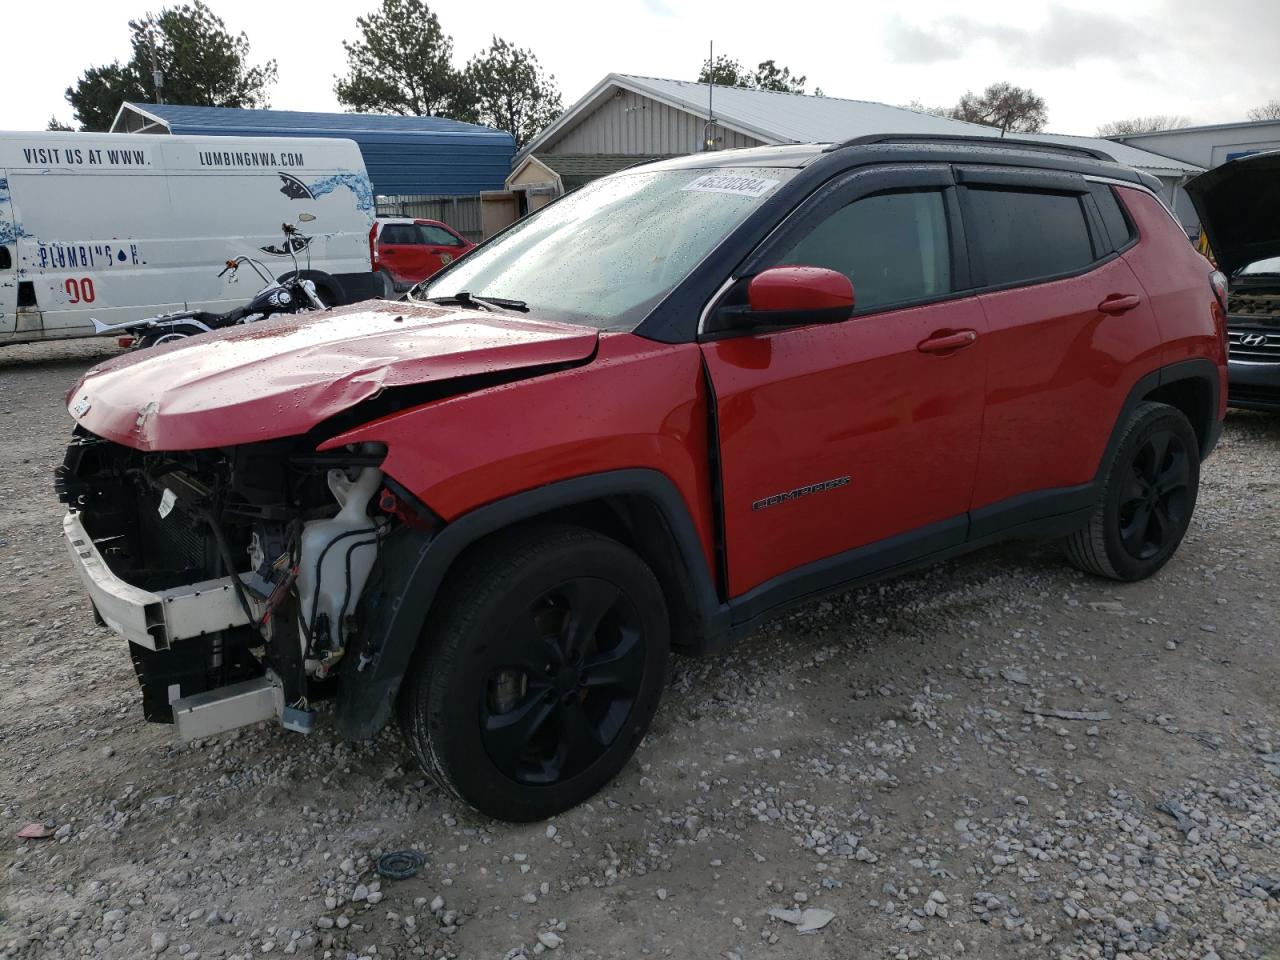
[682,174,779,198]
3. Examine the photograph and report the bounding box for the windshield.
[1239,255,1280,277]
[414,167,795,328]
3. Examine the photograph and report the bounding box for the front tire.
[1064,402,1200,581]
[398,524,670,821]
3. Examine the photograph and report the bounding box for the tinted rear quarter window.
[967,188,1095,287]
[1091,184,1136,250]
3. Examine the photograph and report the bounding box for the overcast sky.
[6,0,1278,136]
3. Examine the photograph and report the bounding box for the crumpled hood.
[67,301,599,451]
[1186,150,1280,277]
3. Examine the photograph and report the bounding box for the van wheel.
[398,524,670,822]
[1064,402,1199,581]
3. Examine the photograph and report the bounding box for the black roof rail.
[824,133,1115,163]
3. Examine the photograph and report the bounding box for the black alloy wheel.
[1064,401,1200,582]
[1117,428,1193,561]
[398,524,669,822]
[481,577,647,785]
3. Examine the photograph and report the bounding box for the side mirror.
[714,266,855,331]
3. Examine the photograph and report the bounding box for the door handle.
[1098,294,1141,314]
[917,329,978,354]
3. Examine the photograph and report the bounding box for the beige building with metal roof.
[483,73,1205,237]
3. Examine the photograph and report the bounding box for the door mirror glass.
[743,265,855,325]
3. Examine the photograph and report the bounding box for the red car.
[58,135,1226,822]
[374,217,474,291]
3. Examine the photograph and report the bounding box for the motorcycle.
[93,223,326,349]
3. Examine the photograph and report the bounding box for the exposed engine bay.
[54,430,418,734]
[1227,289,1280,319]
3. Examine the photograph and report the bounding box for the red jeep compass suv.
[57,136,1227,821]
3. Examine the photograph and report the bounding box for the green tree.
[951,81,1047,133]
[697,54,752,88]
[132,2,276,108]
[751,59,805,94]
[65,62,144,131]
[461,37,562,148]
[697,55,807,93]
[335,0,465,116]
[46,116,76,132]
[64,2,276,131]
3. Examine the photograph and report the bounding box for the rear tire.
[398,524,670,822]
[136,325,205,349]
[1064,402,1200,581]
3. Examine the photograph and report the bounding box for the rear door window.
[966,188,1095,286]
[379,224,419,245]
[775,190,952,312]
[420,224,464,246]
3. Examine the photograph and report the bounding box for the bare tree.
[951,82,1047,133]
[1247,100,1280,121]
[899,99,953,119]
[1096,116,1190,137]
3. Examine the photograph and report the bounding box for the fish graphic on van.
[278,173,314,201]
[259,234,312,257]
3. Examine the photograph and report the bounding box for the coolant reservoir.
[297,465,383,661]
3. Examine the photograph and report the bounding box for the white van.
[0,131,380,345]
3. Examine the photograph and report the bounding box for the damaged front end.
[54,429,428,740]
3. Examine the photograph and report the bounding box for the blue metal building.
[111,102,515,197]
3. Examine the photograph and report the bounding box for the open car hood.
[67,301,599,451]
[1186,150,1280,277]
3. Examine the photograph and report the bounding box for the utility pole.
[703,40,716,151]
[148,27,165,104]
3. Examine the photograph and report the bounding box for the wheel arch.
[335,468,727,740]
[1133,357,1222,461]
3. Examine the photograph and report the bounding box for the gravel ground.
[1,339,1278,960]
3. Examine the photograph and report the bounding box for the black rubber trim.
[968,483,1096,542]
[727,517,967,630]
[953,165,1088,191]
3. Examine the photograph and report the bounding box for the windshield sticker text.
[683,174,779,198]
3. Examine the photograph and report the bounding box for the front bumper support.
[62,511,261,651]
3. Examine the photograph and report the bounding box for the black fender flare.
[335,468,728,740]
[1111,357,1222,465]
